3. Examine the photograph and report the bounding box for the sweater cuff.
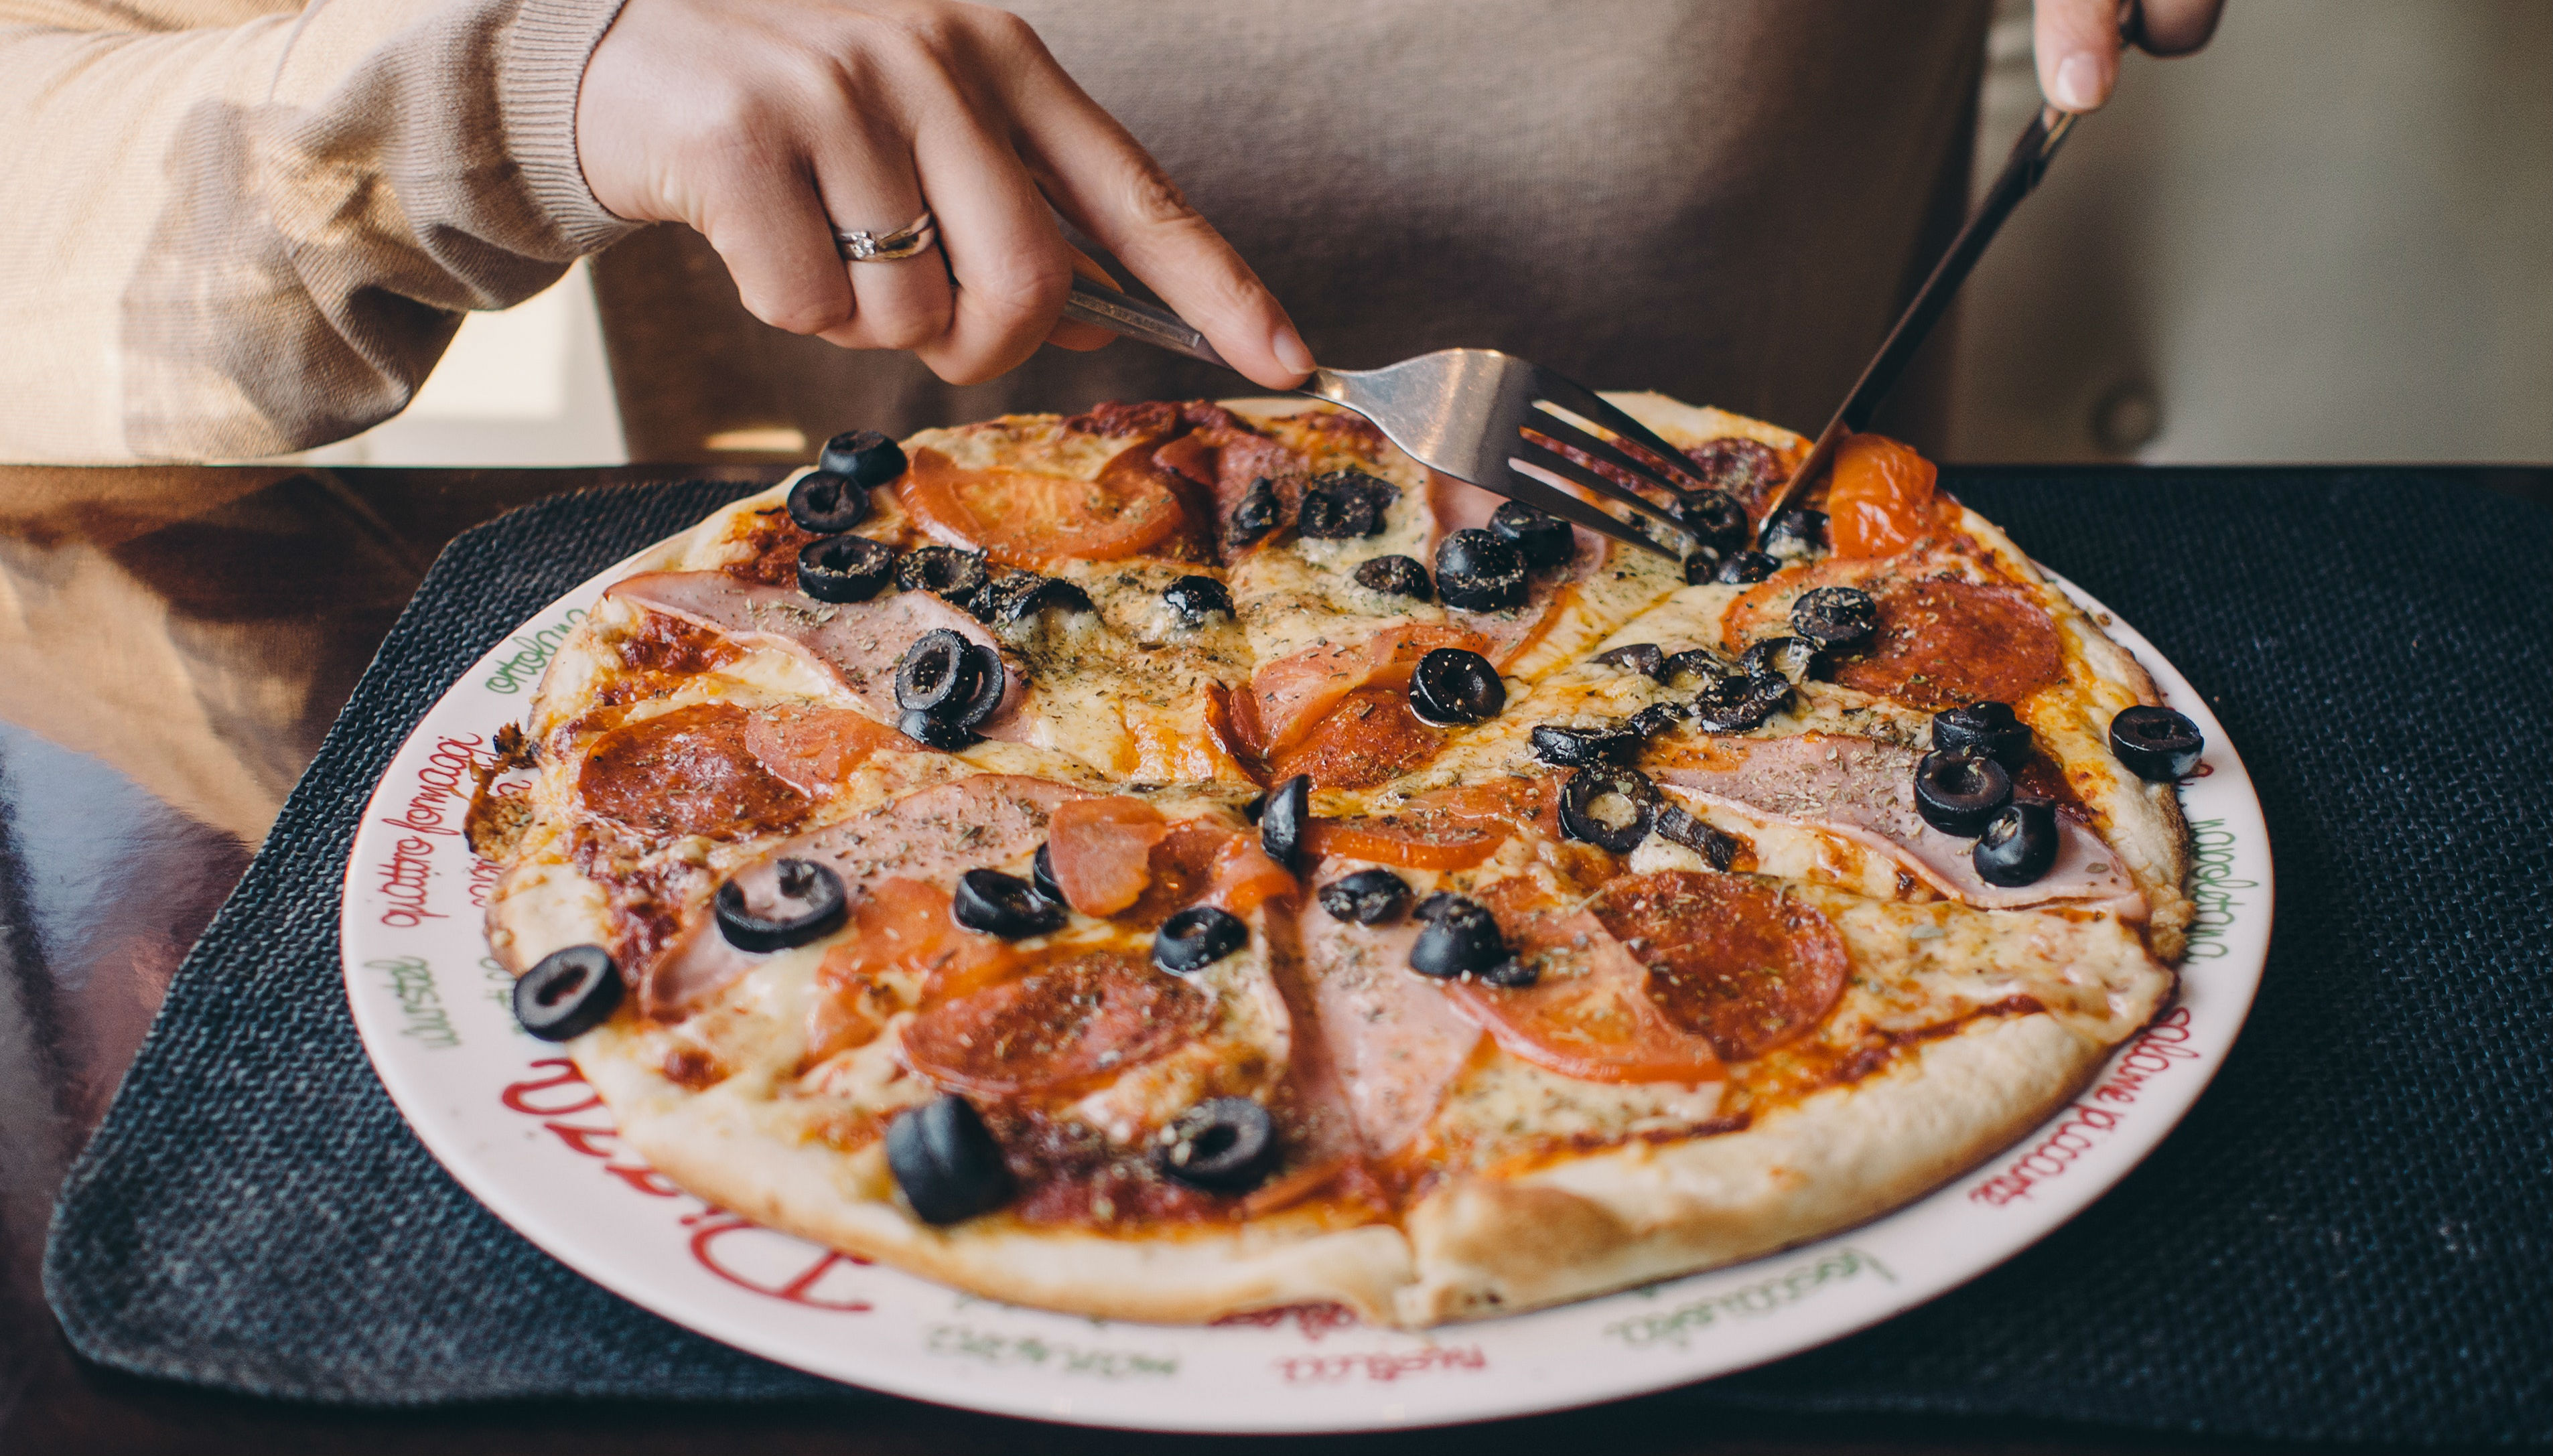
[500,0,641,254]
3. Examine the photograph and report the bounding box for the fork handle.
[1060,277,1231,370]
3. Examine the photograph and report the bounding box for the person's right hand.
[573,0,1314,389]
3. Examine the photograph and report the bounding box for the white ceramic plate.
[342,547,2271,1434]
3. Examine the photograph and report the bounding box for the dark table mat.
[44,468,2553,1443]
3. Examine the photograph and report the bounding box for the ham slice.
[604,571,1028,739]
[1651,734,2146,917]
[641,774,1087,1017]
[1294,902,1482,1158]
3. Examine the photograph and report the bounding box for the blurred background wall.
[302,0,2553,469]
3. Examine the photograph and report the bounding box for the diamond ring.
[832,210,937,263]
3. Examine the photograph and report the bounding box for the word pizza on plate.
[473,394,2199,1328]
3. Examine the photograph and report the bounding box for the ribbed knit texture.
[42,468,2553,1441]
[500,0,640,254]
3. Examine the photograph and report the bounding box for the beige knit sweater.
[0,0,636,462]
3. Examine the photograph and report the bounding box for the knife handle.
[1060,277,1231,370]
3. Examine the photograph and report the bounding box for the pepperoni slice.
[740,705,913,797]
[1825,433,1945,559]
[1268,686,1445,790]
[900,444,1186,569]
[1116,822,1240,930]
[901,952,1209,1096]
[578,703,809,839]
[1046,797,1172,916]
[1441,892,1724,1085]
[1825,577,2063,711]
[1588,870,1848,1061]
[1246,622,1488,760]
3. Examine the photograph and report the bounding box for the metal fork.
[1060,279,1692,561]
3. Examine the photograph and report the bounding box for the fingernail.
[2052,53,2101,111]
[1271,325,1315,375]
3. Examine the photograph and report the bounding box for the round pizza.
[472,392,2197,1328]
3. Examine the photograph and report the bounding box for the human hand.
[2031,0,2227,112]
[574,0,1314,388]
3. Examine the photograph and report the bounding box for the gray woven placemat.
[45,469,2553,1441]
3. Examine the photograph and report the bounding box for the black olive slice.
[1297,471,1394,538]
[979,573,1093,624]
[1974,800,2060,886]
[1408,648,1507,726]
[1790,585,1878,648]
[1229,476,1286,547]
[714,858,849,952]
[896,707,975,750]
[1715,549,1783,584]
[1682,549,1726,585]
[817,428,910,488]
[1157,1096,1278,1193]
[1259,774,1312,873]
[951,644,1008,729]
[796,533,898,604]
[512,944,622,1041]
[1531,723,1641,767]
[1913,749,2015,836]
[1763,508,1829,560]
[1655,804,1740,869]
[1689,673,1791,734]
[887,1094,1013,1226]
[1032,843,1065,905]
[951,867,1066,939]
[1659,648,1723,686]
[1627,703,1685,739]
[1935,701,2033,769]
[1154,905,1249,974]
[1740,635,1818,686]
[894,629,979,717]
[1491,502,1576,569]
[1353,554,1432,599]
[1594,642,1667,679]
[1408,895,1508,978]
[897,544,989,607]
[1317,867,1412,925]
[2110,705,2205,781]
[1560,765,1661,855]
[1671,488,1750,557]
[1434,528,1528,611]
[1475,955,1539,989]
[786,471,871,534]
[1161,575,1233,624]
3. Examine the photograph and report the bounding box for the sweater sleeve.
[0,0,640,463]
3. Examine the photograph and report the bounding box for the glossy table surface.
[6,462,2540,1456]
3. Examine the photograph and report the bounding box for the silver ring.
[833,210,937,262]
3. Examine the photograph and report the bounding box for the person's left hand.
[2031,0,2226,113]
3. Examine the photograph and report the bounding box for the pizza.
[472,392,2197,1328]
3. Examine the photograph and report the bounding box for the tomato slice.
[1304,816,1503,871]
[900,444,1186,568]
[1046,797,1172,916]
[1440,884,1724,1085]
[1825,432,1941,559]
[1204,835,1298,914]
[817,877,1021,1003]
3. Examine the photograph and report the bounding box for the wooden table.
[7,461,2538,1455]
